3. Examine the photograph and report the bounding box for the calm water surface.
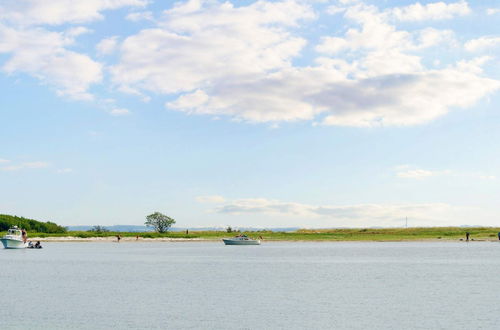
[1,241,500,329]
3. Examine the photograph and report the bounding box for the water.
[1,241,500,329]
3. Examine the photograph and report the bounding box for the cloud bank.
[199,196,484,227]
[111,0,500,127]
[0,0,498,126]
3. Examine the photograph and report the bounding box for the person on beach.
[466,232,470,242]
[136,235,139,241]
[116,235,121,243]
[497,232,500,241]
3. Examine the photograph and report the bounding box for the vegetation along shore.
[2,214,500,242]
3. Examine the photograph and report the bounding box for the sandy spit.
[29,236,218,242]
[27,237,499,243]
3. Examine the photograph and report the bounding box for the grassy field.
[3,227,500,241]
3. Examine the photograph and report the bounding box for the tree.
[88,225,109,233]
[145,212,176,233]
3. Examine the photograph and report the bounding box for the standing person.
[466,232,470,242]
[136,235,139,241]
[116,235,121,243]
[21,229,27,243]
[497,232,500,241]
[186,229,189,235]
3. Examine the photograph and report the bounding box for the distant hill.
[67,225,300,232]
[0,214,67,233]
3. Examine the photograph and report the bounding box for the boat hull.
[222,239,261,245]
[1,238,27,249]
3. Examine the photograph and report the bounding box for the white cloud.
[0,24,102,100]
[0,1,147,100]
[126,11,154,22]
[465,36,500,52]
[486,8,500,15]
[109,108,131,116]
[397,168,437,179]
[390,1,470,22]
[8,0,485,127]
[96,36,119,56]
[196,195,226,203]
[111,0,314,94]
[394,165,496,180]
[161,1,498,126]
[1,161,49,171]
[0,0,148,26]
[168,62,499,126]
[209,197,476,227]
[0,158,10,163]
[394,165,448,178]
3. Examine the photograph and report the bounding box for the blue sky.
[1,0,499,228]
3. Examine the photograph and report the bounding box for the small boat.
[222,235,261,245]
[27,241,43,249]
[1,226,27,249]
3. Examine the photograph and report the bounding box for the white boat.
[222,235,261,245]
[1,226,27,249]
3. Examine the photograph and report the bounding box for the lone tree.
[145,212,176,233]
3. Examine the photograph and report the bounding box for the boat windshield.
[8,230,21,236]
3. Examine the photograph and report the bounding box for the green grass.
[3,227,500,241]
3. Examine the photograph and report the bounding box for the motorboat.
[222,235,261,245]
[1,226,27,249]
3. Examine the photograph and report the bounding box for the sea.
[1,241,499,329]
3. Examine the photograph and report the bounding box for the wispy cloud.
[394,165,495,180]
[1,161,49,171]
[126,11,154,22]
[389,1,471,22]
[486,8,500,15]
[0,0,147,100]
[394,165,448,179]
[96,36,119,56]
[196,195,226,203]
[465,37,500,52]
[205,196,473,227]
[109,108,131,116]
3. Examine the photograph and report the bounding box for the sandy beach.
[29,236,214,242]
[28,236,500,243]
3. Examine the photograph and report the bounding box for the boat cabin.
[7,227,22,237]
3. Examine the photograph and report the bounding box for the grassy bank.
[4,227,500,241]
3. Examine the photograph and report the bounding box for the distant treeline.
[0,214,67,233]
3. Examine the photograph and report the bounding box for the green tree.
[145,212,176,233]
[88,225,109,233]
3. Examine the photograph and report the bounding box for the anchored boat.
[1,226,27,249]
[222,235,261,245]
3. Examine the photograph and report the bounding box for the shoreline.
[28,236,500,243]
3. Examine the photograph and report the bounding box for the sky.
[0,0,499,228]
